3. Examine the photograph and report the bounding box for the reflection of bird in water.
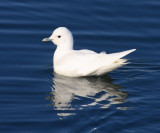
[48,74,128,117]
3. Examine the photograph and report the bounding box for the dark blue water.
[0,0,160,132]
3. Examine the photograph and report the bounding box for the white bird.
[42,27,136,77]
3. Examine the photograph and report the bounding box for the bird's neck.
[59,41,73,51]
[54,37,74,59]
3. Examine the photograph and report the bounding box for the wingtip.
[133,49,136,51]
[130,49,136,52]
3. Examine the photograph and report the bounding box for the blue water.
[0,0,160,132]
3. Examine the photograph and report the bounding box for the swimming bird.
[42,27,136,77]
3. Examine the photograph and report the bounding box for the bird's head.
[42,27,73,47]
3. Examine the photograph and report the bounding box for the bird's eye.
[58,35,61,38]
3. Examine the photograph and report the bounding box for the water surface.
[0,0,160,132]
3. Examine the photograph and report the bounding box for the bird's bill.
[42,37,52,42]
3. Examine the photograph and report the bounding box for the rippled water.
[0,0,160,132]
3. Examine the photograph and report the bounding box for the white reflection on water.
[48,74,128,117]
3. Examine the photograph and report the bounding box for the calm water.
[0,0,160,132]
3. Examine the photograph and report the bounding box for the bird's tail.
[114,58,129,64]
[107,49,136,64]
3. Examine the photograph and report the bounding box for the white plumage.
[42,27,136,77]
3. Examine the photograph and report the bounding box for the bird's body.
[43,27,136,77]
